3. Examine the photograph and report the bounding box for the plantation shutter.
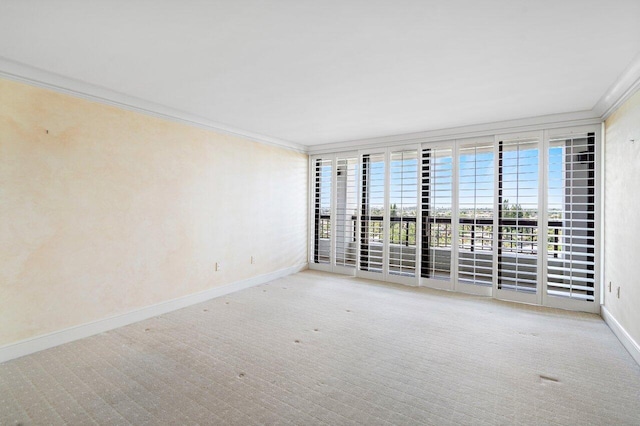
[421,148,453,280]
[546,133,596,301]
[313,158,332,264]
[335,156,358,268]
[498,138,539,293]
[388,150,418,277]
[458,142,494,286]
[359,153,385,273]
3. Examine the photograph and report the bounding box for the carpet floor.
[1,270,639,425]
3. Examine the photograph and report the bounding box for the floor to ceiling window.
[312,158,332,265]
[309,125,600,312]
[359,152,386,276]
[334,154,358,272]
[496,135,540,304]
[457,139,494,294]
[388,149,418,278]
[421,145,454,287]
[545,131,597,310]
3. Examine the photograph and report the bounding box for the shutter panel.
[389,150,418,277]
[359,153,385,273]
[498,138,539,293]
[313,158,332,264]
[335,156,358,268]
[458,142,494,286]
[547,133,596,301]
[422,148,453,280]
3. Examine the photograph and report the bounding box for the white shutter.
[421,148,453,280]
[497,138,539,293]
[309,126,599,312]
[359,153,385,274]
[335,156,358,268]
[388,150,418,277]
[546,133,596,301]
[458,142,494,286]
[313,158,332,264]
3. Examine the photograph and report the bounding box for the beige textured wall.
[604,88,640,346]
[0,78,308,346]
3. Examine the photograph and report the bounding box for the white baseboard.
[0,263,307,364]
[601,305,640,366]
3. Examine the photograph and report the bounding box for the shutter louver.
[335,156,358,268]
[313,158,332,264]
[458,143,494,286]
[498,138,539,293]
[389,150,418,277]
[360,153,385,273]
[422,148,453,280]
[547,133,596,301]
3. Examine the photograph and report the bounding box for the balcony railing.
[318,215,562,256]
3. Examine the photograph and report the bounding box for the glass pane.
[422,148,453,280]
[360,153,385,273]
[458,142,494,286]
[335,156,358,268]
[313,158,332,264]
[498,139,539,293]
[389,150,418,277]
[547,134,596,301]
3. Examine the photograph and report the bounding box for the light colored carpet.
[1,270,639,425]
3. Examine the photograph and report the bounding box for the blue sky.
[381,146,565,210]
[321,146,566,211]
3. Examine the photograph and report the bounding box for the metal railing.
[363,216,416,246]
[317,215,562,256]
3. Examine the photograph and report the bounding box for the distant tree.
[502,199,524,218]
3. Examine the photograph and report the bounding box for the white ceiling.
[1,0,640,147]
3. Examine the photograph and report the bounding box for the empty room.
[1,1,640,424]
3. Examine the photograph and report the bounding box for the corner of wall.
[601,306,640,366]
[602,86,640,366]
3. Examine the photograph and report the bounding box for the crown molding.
[310,51,640,155]
[4,51,640,156]
[308,111,601,154]
[0,57,307,154]
[593,51,640,120]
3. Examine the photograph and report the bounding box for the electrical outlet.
[617,287,620,299]
[215,262,222,272]
[251,256,255,264]
[608,282,612,292]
